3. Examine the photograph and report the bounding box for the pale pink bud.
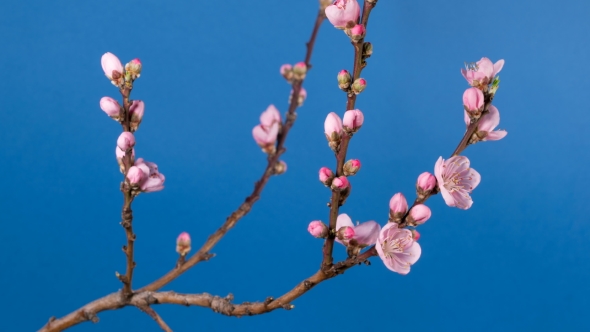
[260,104,282,129]
[319,167,335,186]
[343,159,361,176]
[308,221,328,238]
[325,0,360,29]
[389,193,408,222]
[116,146,135,173]
[126,166,144,186]
[293,62,307,80]
[280,64,293,81]
[411,229,421,241]
[252,122,279,153]
[331,176,349,191]
[416,172,437,199]
[289,87,307,106]
[100,97,122,120]
[407,204,431,225]
[125,58,142,80]
[337,69,352,90]
[324,112,343,151]
[117,132,136,151]
[351,78,366,94]
[337,226,355,241]
[349,24,366,42]
[343,109,364,133]
[135,158,166,193]
[101,52,124,81]
[274,160,287,175]
[129,100,145,132]
[176,232,191,256]
[463,87,485,118]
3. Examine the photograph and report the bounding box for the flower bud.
[260,104,282,129]
[100,97,122,121]
[324,112,343,152]
[293,62,307,80]
[308,221,329,238]
[319,167,335,186]
[116,147,135,173]
[349,24,366,42]
[325,0,360,29]
[337,226,355,241]
[463,87,485,119]
[253,122,279,154]
[126,166,144,186]
[125,58,142,80]
[389,193,408,222]
[343,109,364,133]
[416,172,437,199]
[351,78,366,94]
[280,64,293,82]
[337,69,352,90]
[117,132,136,151]
[274,160,287,175]
[406,204,431,225]
[362,42,373,58]
[343,159,361,176]
[411,229,421,241]
[101,52,124,84]
[129,100,145,132]
[289,87,307,106]
[176,232,191,256]
[331,176,349,191]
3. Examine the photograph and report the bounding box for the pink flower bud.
[293,62,307,80]
[351,78,366,94]
[324,112,343,151]
[100,97,122,120]
[126,166,144,186]
[331,176,349,191]
[308,221,328,238]
[116,146,135,173]
[280,64,293,81]
[417,172,437,191]
[411,229,421,241]
[260,104,282,129]
[274,160,287,175]
[117,132,136,151]
[349,24,366,42]
[389,193,408,222]
[289,87,307,106]
[337,226,355,241]
[176,232,191,256]
[343,159,361,176]
[129,100,145,132]
[125,58,142,80]
[343,109,364,133]
[463,87,484,117]
[337,69,352,90]
[252,122,279,153]
[101,52,124,81]
[319,167,335,186]
[408,204,431,225]
[135,158,166,193]
[325,0,360,29]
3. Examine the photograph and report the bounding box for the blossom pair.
[126,158,165,193]
[324,109,364,151]
[324,0,366,42]
[252,105,282,153]
[101,52,142,86]
[100,97,144,131]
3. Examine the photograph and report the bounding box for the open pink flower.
[134,158,165,193]
[325,0,360,29]
[335,213,380,247]
[461,57,504,87]
[434,156,480,209]
[376,223,421,275]
[464,105,507,141]
[252,122,279,148]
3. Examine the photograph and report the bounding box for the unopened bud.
[319,167,335,186]
[337,226,355,241]
[288,87,307,106]
[343,159,361,176]
[125,58,142,80]
[100,97,122,121]
[117,132,136,151]
[324,112,343,152]
[331,176,349,192]
[343,109,364,133]
[362,42,373,58]
[349,24,366,42]
[176,232,191,256]
[411,229,421,241]
[389,193,408,223]
[337,69,352,90]
[293,62,307,80]
[126,166,144,187]
[129,100,145,132]
[351,78,366,94]
[101,52,124,85]
[280,64,293,82]
[463,87,485,119]
[416,172,437,199]
[308,221,328,238]
[406,204,431,225]
[274,160,287,175]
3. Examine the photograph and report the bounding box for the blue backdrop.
[1,0,589,331]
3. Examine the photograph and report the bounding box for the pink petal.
[402,242,421,265]
[493,59,505,77]
[335,214,354,245]
[479,105,500,132]
[485,130,507,141]
[353,221,380,246]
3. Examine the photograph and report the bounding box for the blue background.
[1,0,589,331]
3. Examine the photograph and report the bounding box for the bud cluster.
[280,62,307,83]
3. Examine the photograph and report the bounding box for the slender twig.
[134,304,173,332]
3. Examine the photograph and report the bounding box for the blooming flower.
[376,222,421,275]
[335,213,380,247]
[434,156,480,209]
[461,57,504,87]
[325,0,360,29]
[260,104,282,129]
[134,158,165,193]
[464,105,507,142]
[252,122,280,153]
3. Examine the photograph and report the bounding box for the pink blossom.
[252,122,280,150]
[461,57,505,87]
[308,221,328,238]
[331,176,349,191]
[408,204,431,225]
[389,193,408,214]
[129,100,145,132]
[135,158,165,193]
[349,24,365,42]
[343,159,361,176]
[434,156,480,209]
[416,172,437,192]
[324,112,343,137]
[101,52,123,80]
[126,166,144,186]
[260,104,281,129]
[325,0,360,29]
[343,109,364,132]
[335,213,380,246]
[176,232,191,256]
[319,167,334,185]
[100,97,121,119]
[463,87,484,113]
[117,132,136,151]
[376,223,421,275]
[465,105,507,141]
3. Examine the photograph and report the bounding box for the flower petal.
[479,105,500,132]
[353,221,380,246]
[493,59,505,77]
[485,130,507,141]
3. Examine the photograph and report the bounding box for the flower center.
[334,0,347,9]
[464,61,479,72]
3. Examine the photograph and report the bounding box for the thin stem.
[135,305,173,332]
